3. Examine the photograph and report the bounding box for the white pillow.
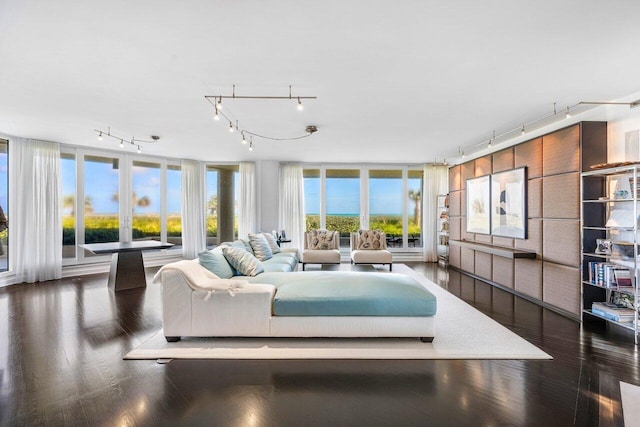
[222,246,265,276]
[248,232,273,261]
[262,232,281,254]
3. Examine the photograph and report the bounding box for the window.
[61,152,76,259]
[303,169,320,231]
[84,155,120,244]
[166,164,182,248]
[206,164,239,247]
[407,170,423,247]
[369,169,403,248]
[131,160,161,242]
[326,169,360,248]
[0,140,7,272]
[302,165,423,251]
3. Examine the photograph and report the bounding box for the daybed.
[154,259,437,343]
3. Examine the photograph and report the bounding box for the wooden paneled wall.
[448,122,607,318]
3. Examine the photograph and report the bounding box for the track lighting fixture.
[521,125,526,135]
[205,85,318,150]
[137,145,141,153]
[565,107,571,119]
[249,140,254,151]
[94,127,158,152]
[241,132,247,144]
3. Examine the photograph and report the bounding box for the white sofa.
[154,259,436,343]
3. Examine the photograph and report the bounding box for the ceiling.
[1,0,640,164]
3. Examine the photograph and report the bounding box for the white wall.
[606,97,640,162]
[256,160,280,233]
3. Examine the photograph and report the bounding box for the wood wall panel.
[528,178,542,218]
[515,219,542,255]
[474,252,492,280]
[515,259,542,299]
[542,173,580,219]
[475,233,492,244]
[449,244,461,269]
[492,236,513,248]
[475,155,492,177]
[461,248,475,272]
[543,125,580,176]
[461,226,475,242]
[543,262,581,316]
[543,220,580,267]
[492,148,514,173]
[492,256,514,289]
[460,189,466,221]
[461,162,475,189]
[449,217,461,240]
[514,138,542,178]
[449,190,461,217]
[449,165,461,191]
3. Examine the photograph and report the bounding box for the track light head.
[249,141,254,152]
[229,121,234,133]
[98,131,103,141]
[137,145,141,153]
[120,139,124,148]
[214,108,220,121]
[521,125,526,135]
[297,97,304,111]
[565,107,571,119]
[216,97,222,110]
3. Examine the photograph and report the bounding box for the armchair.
[350,230,393,271]
[301,230,341,271]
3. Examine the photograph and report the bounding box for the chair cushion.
[357,230,386,250]
[351,249,392,264]
[248,233,273,261]
[303,249,341,264]
[222,246,264,276]
[308,230,337,250]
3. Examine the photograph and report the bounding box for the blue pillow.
[198,250,235,279]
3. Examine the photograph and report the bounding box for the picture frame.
[595,238,613,255]
[466,175,491,235]
[491,167,527,239]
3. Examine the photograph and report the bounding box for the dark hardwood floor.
[0,262,638,426]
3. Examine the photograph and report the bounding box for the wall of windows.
[60,147,182,264]
[303,165,423,251]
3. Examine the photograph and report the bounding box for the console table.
[80,240,174,291]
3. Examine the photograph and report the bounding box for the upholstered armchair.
[301,230,341,271]
[350,230,393,271]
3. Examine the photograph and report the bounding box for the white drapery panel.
[238,161,257,239]
[279,163,305,251]
[181,160,206,259]
[12,138,62,282]
[422,165,448,262]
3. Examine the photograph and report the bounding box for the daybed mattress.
[244,271,437,317]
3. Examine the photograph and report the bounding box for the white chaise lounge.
[154,259,437,343]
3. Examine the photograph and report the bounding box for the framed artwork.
[491,167,527,239]
[466,175,491,234]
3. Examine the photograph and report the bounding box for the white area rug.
[621,382,640,427]
[125,264,551,360]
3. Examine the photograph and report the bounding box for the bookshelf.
[581,164,640,343]
[437,193,449,267]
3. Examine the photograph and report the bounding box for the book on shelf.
[587,262,632,288]
[591,302,637,323]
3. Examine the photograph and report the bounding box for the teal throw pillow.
[198,250,235,279]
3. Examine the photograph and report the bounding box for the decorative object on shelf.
[490,167,527,239]
[205,85,318,151]
[94,127,159,152]
[466,175,491,235]
[595,238,613,255]
[437,193,450,267]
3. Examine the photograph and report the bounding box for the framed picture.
[491,167,527,239]
[595,238,612,255]
[466,175,491,234]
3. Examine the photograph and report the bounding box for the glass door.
[326,168,361,248]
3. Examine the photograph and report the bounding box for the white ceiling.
[1,0,640,163]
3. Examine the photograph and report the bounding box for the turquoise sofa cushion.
[257,271,437,316]
[198,250,235,279]
[262,263,294,273]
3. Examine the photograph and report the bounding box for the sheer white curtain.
[279,163,305,251]
[181,160,206,259]
[238,161,256,238]
[12,138,62,283]
[422,165,448,262]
